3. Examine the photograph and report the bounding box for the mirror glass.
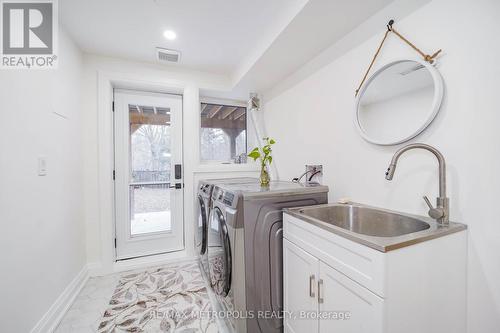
[356,60,442,145]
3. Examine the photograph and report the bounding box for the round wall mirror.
[354,59,444,145]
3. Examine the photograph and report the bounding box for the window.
[200,101,247,163]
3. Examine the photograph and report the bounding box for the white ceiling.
[60,0,307,75]
[231,0,396,95]
[61,0,426,99]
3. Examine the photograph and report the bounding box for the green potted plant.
[248,137,276,186]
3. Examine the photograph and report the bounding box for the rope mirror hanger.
[355,19,442,96]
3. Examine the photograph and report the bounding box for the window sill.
[193,163,260,174]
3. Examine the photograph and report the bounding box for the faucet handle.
[423,196,434,209]
[423,196,445,220]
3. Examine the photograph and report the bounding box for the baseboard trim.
[30,265,89,333]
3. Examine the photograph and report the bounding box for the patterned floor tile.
[98,261,217,332]
[56,260,218,333]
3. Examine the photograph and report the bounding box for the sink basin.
[297,205,430,237]
[286,203,467,252]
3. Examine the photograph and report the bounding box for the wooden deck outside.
[127,102,247,158]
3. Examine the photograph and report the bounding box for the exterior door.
[114,90,184,260]
[283,239,319,333]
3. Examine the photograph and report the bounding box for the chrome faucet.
[385,143,449,225]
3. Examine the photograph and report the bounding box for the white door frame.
[113,89,184,260]
[95,71,195,275]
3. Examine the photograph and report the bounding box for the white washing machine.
[195,178,257,278]
[207,181,328,332]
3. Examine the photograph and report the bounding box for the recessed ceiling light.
[163,30,177,40]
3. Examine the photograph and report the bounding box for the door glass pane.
[128,104,171,235]
[129,184,171,235]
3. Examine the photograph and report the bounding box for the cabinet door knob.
[309,274,316,298]
[318,279,324,304]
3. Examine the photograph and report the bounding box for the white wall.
[0,28,86,332]
[263,0,500,332]
[81,55,258,273]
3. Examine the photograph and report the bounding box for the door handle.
[169,183,183,189]
[309,274,315,298]
[318,279,324,304]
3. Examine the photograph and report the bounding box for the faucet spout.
[385,162,396,180]
[385,143,449,225]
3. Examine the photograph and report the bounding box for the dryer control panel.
[222,192,235,206]
[212,187,239,209]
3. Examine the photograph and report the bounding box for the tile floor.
[55,273,122,332]
[55,260,220,333]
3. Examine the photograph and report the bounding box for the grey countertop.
[215,180,329,199]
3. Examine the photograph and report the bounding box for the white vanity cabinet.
[283,239,319,333]
[317,260,384,333]
[283,212,467,333]
[284,239,383,333]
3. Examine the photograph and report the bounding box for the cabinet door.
[318,261,384,333]
[283,239,319,333]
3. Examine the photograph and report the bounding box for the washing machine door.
[208,206,232,297]
[196,195,208,255]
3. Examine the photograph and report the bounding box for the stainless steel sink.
[286,203,467,252]
[296,205,430,237]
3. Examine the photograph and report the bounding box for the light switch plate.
[38,157,47,176]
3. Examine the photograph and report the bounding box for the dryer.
[207,181,328,332]
[195,178,257,278]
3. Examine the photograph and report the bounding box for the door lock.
[175,164,182,180]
